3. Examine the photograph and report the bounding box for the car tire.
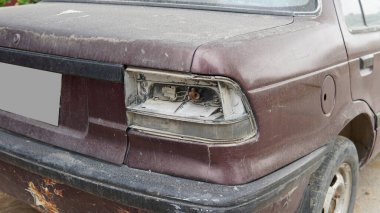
[309,136,359,213]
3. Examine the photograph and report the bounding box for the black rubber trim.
[0,129,327,212]
[0,47,124,83]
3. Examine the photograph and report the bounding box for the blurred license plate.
[0,62,62,126]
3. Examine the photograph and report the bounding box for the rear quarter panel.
[127,0,376,184]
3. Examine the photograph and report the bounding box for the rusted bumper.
[0,128,326,212]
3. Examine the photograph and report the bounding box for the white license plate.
[0,62,62,126]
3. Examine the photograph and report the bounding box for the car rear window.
[45,0,319,15]
[119,0,319,14]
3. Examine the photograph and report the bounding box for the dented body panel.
[0,0,379,212]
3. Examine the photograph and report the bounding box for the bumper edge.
[0,129,327,212]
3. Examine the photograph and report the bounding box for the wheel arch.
[338,103,376,165]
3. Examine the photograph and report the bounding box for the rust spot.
[54,189,64,198]
[188,87,200,101]
[43,178,57,187]
[26,179,65,213]
[26,182,60,213]
[117,208,130,213]
[42,186,54,198]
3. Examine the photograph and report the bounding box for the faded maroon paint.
[0,160,148,213]
[0,2,292,72]
[0,76,127,164]
[0,0,377,187]
[332,0,380,161]
[333,0,380,114]
[0,156,310,212]
[127,65,375,184]
[127,0,375,184]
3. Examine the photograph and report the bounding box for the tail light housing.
[125,67,257,144]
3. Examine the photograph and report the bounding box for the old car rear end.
[1,0,377,212]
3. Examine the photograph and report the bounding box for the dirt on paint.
[2,153,380,213]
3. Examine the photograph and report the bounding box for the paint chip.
[26,182,59,213]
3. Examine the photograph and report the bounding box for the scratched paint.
[117,208,131,213]
[56,10,83,16]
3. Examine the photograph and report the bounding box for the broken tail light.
[125,67,257,143]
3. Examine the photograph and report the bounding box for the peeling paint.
[26,182,60,213]
[117,208,130,213]
[54,189,64,198]
[43,178,56,187]
[25,178,65,213]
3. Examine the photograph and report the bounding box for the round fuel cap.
[321,75,336,116]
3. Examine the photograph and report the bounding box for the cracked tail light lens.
[125,67,257,143]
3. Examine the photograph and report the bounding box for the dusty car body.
[0,0,379,212]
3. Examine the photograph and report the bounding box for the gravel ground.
[1,155,380,213]
[354,154,380,213]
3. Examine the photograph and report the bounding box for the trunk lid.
[0,2,292,164]
[0,2,293,72]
